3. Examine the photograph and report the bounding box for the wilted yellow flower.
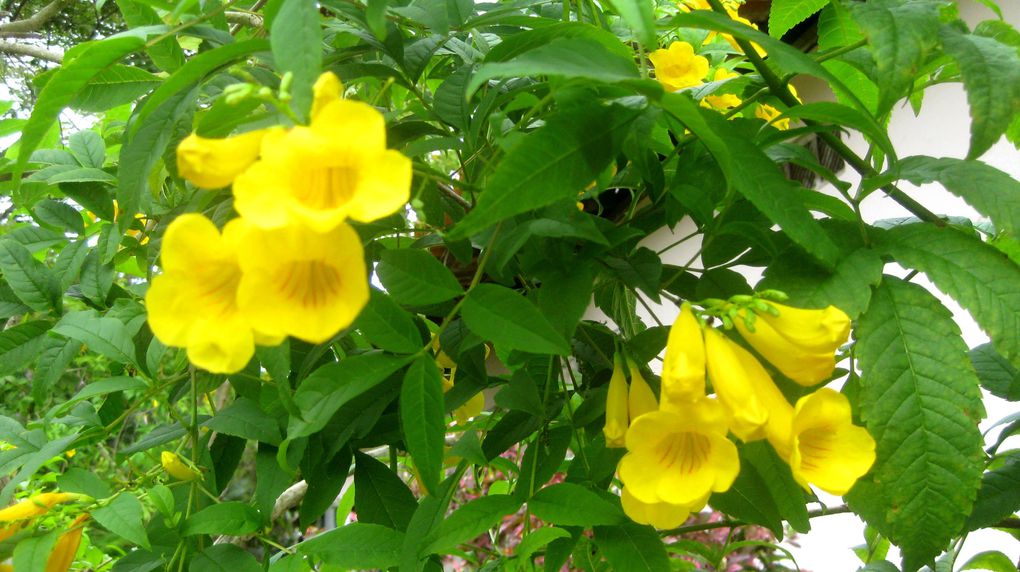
[649,42,709,91]
[617,399,739,507]
[161,451,201,481]
[233,91,412,232]
[703,328,769,441]
[603,353,629,448]
[754,104,790,130]
[627,359,658,421]
[176,129,269,190]
[787,389,875,495]
[734,303,851,386]
[45,514,88,572]
[702,68,742,111]
[0,493,82,523]
[660,302,706,405]
[620,487,695,530]
[145,214,258,374]
[234,220,369,344]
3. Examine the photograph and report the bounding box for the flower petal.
[176,129,266,189]
[704,328,769,440]
[621,488,692,530]
[661,302,706,403]
[346,149,412,223]
[789,388,876,495]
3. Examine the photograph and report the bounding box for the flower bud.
[161,451,201,481]
[603,353,629,448]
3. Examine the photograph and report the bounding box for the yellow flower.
[603,353,629,448]
[726,337,794,452]
[627,359,658,421]
[733,303,851,386]
[754,104,790,130]
[703,328,769,441]
[722,11,767,58]
[787,388,875,495]
[161,451,201,481]
[45,514,88,572]
[311,71,343,120]
[649,42,709,91]
[232,97,412,232]
[620,487,694,530]
[660,302,706,405]
[0,493,82,523]
[234,220,369,344]
[176,129,269,190]
[440,371,485,425]
[617,399,739,507]
[145,214,258,374]
[703,68,742,111]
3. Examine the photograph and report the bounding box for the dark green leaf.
[425,495,522,554]
[462,284,569,355]
[780,101,896,160]
[969,343,1020,401]
[605,0,656,48]
[93,492,150,548]
[271,0,322,117]
[965,457,1020,531]
[354,451,417,531]
[602,247,662,302]
[205,397,283,445]
[68,130,105,168]
[759,245,883,320]
[299,523,403,569]
[33,200,85,235]
[53,310,137,366]
[183,502,262,536]
[0,239,61,313]
[400,356,446,495]
[769,0,829,39]
[0,320,53,376]
[528,483,626,526]
[356,289,423,353]
[592,524,670,572]
[376,249,464,306]
[190,545,261,572]
[741,441,810,533]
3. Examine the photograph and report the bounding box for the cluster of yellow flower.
[649,0,791,129]
[604,300,876,529]
[146,73,411,374]
[0,492,88,572]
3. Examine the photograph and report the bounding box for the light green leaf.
[462,284,569,355]
[528,483,626,526]
[769,0,829,39]
[449,103,640,240]
[68,130,105,168]
[70,64,162,112]
[400,356,446,495]
[115,0,185,72]
[52,310,137,366]
[817,2,864,50]
[299,523,403,569]
[46,167,116,184]
[376,249,464,306]
[592,524,670,572]
[850,277,985,570]
[969,342,1020,401]
[959,551,1017,572]
[515,527,572,560]
[271,0,322,117]
[94,492,150,548]
[205,397,283,445]
[355,289,423,353]
[190,545,261,572]
[183,502,262,536]
[605,0,656,48]
[0,239,61,313]
[425,495,522,554]
[50,376,147,417]
[965,457,1020,531]
[941,27,1020,159]
[12,529,59,572]
[881,224,1020,368]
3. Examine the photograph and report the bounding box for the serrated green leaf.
[183,502,262,536]
[434,65,472,130]
[70,64,162,113]
[79,250,115,306]
[969,342,1020,400]
[68,130,105,168]
[116,0,185,72]
[205,397,283,445]
[449,103,640,240]
[462,284,569,355]
[354,452,417,531]
[710,447,785,537]
[0,239,61,313]
[605,0,656,48]
[33,200,84,235]
[271,0,322,117]
[780,101,896,160]
[32,337,80,403]
[965,457,1020,531]
[190,545,262,572]
[769,0,829,39]
[592,524,671,572]
[760,245,883,320]
[881,224,1020,368]
[299,523,403,569]
[376,249,464,306]
[515,527,572,560]
[0,320,53,376]
[52,310,137,366]
[602,247,663,302]
[424,495,522,554]
[817,2,864,50]
[850,277,985,569]
[529,483,626,526]
[94,492,150,548]
[400,356,446,495]
[356,289,422,353]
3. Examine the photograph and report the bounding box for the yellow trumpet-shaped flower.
[161,451,201,481]
[617,399,739,507]
[627,359,658,422]
[620,487,698,530]
[734,303,851,386]
[703,328,769,441]
[235,220,369,344]
[233,98,412,233]
[727,338,794,453]
[649,42,709,92]
[603,353,630,448]
[311,71,343,120]
[145,214,257,374]
[0,492,82,523]
[787,388,876,496]
[661,303,706,404]
[176,129,269,190]
[754,104,790,130]
[45,514,88,572]
[703,68,743,111]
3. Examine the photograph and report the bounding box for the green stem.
[147,0,239,48]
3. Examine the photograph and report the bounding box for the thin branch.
[0,30,39,38]
[0,0,69,33]
[0,39,61,62]
[224,11,263,29]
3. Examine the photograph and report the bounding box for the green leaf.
[462,284,569,355]
[190,545,262,572]
[969,343,1020,401]
[400,355,446,495]
[769,0,829,39]
[515,527,572,560]
[528,483,626,526]
[12,529,59,572]
[941,27,1020,159]
[0,239,61,313]
[965,456,1020,531]
[298,523,403,569]
[602,247,663,302]
[356,289,423,353]
[741,441,810,533]
[33,200,85,235]
[288,353,408,439]
[759,244,883,320]
[660,93,841,268]
[449,103,640,240]
[50,376,147,417]
[604,0,656,48]
[15,36,144,179]
[425,495,522,554]
[46,167,116,184]
[817,2,864,51]
[376,249,464,306]
[299,447,351,527]
[710,447,785,537]
[183,502,262,536]
[433,65,472,130]
[79,250,115,306]
[959,551,1018,572]
[592,524,670,572]
[353,451,417,531]
[0,320,53,376]
[68,130,105,168]
[93,492,150,549]
[779,101,897,160]
[467,36,643,99]
[880,224,1020,368]
[849,0,942,116]
[876,156,1020,236]
[116,0,185,72]
[70,64,162,112]
[205,397,283,445]
[53,310,137,366]
[271,0,322,117]
[850,277,985,570]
